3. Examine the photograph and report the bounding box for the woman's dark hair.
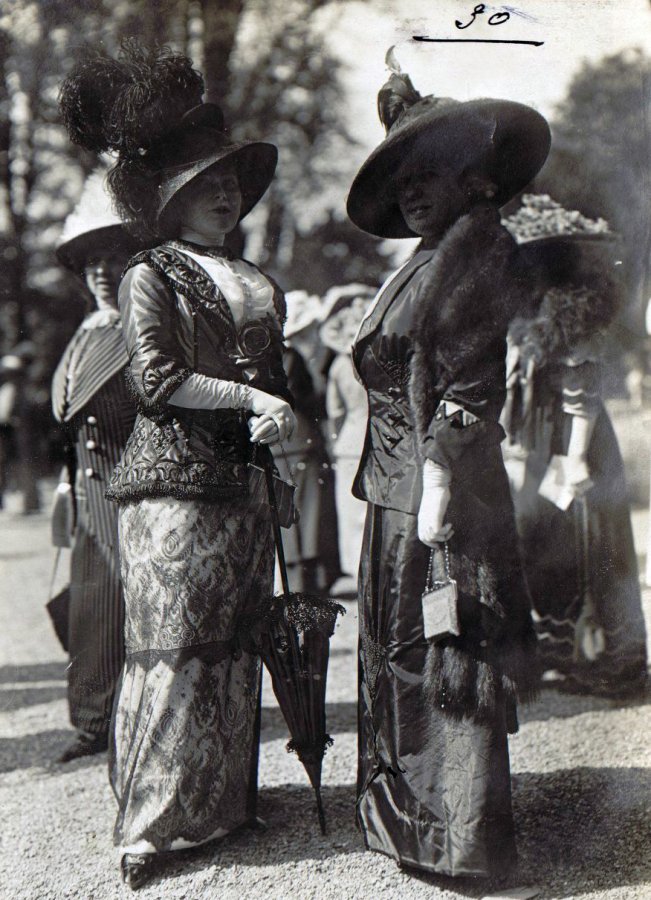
[59,40,204,241]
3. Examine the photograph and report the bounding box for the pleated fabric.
[68,521,125,735]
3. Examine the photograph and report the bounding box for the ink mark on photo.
[413,3,544,46]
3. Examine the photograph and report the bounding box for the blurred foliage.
[286,212,388,296]
[535,49,651,333]
[0,0,388,468]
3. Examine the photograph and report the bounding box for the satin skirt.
[111,495,273,855]
[357,503,517,879]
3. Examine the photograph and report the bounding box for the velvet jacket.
[106,241,290,504]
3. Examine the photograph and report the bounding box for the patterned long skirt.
[111,495,273,855]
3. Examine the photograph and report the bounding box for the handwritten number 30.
[455,4,511,29]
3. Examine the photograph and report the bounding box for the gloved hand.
[247,389,296,444]
[562,454,592,496]
[417,459,454,546]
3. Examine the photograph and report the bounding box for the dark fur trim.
[408,205,522,436]
[423,626,540,734]
[105,479,248,505]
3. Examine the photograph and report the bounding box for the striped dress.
[52,309,137,736]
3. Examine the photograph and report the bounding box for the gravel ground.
[1,483,650,899]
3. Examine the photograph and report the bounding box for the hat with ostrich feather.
[347,48,551,239]
[58,42,277,239]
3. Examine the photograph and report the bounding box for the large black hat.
[58,43,278,240]
[154,104,277,227]
[347,54,551,239]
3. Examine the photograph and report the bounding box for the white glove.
[247,389,296,445]
[417,460,454,547]
[169,372,252,410]
[562,455,592,495]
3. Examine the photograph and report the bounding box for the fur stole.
[405,206,540,729]
[408,204,523,436]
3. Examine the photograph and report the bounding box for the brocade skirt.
[111,494,273,855]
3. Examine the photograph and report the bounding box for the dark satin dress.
[505,352,647,694]
[352,253,521,879]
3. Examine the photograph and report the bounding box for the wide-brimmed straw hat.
[347,61,550,239]
[320,283,376,323]
[156,104,277,227]
[56,169,137,272]
[503,195,622,290]
[284,290,323,339]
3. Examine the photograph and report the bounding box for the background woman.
[345,58,550,881]
[320,283,375,595]
[51,169,138,763]
[272,291,340,593]
[502,195,647,696]
[59,43,295,889]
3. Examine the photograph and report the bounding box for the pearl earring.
[485,189,496,199]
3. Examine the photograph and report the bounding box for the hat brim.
[321,284,376,322]
[56,225,137,272]
[157,141,278,228]
[347,99,551,239]
[518,232,622,289]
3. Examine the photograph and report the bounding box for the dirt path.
[1,486,650,899]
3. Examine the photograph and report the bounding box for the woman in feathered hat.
[502,195,647,697]
[51,168,139,765]
[345,51,550,882]
[59,42,296,889]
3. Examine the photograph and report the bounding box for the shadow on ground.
[261,701,356,743]
[0,662,67,684]
[519,681,651,724]
[513,766,651,898]
[124,767,651,899]
[0,685,67,712]
[0,729,107,774]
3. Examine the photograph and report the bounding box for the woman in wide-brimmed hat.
[320,283,375,592]
[270,290,341,594]
[59,42,296,889]
[501,194,647,697]
[346,52,549,882]
[51,168,139,765]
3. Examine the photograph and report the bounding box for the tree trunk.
[199,0,244,110]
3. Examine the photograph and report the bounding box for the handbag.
[421,542,460,642]
[248,463,297,529]
[45,548,70,652]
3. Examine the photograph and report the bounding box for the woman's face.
[395,162,470,244]
[84,254,124,310]
[175,163,242,246]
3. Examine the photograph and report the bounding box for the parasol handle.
[263,458,292,596]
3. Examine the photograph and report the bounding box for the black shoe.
[57,731,108,763]
[121,854,156,891]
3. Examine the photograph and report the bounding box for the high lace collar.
[168,238,235,261]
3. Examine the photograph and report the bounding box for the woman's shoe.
[120,854,155,891]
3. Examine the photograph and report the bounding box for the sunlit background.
[0,0,649,512]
